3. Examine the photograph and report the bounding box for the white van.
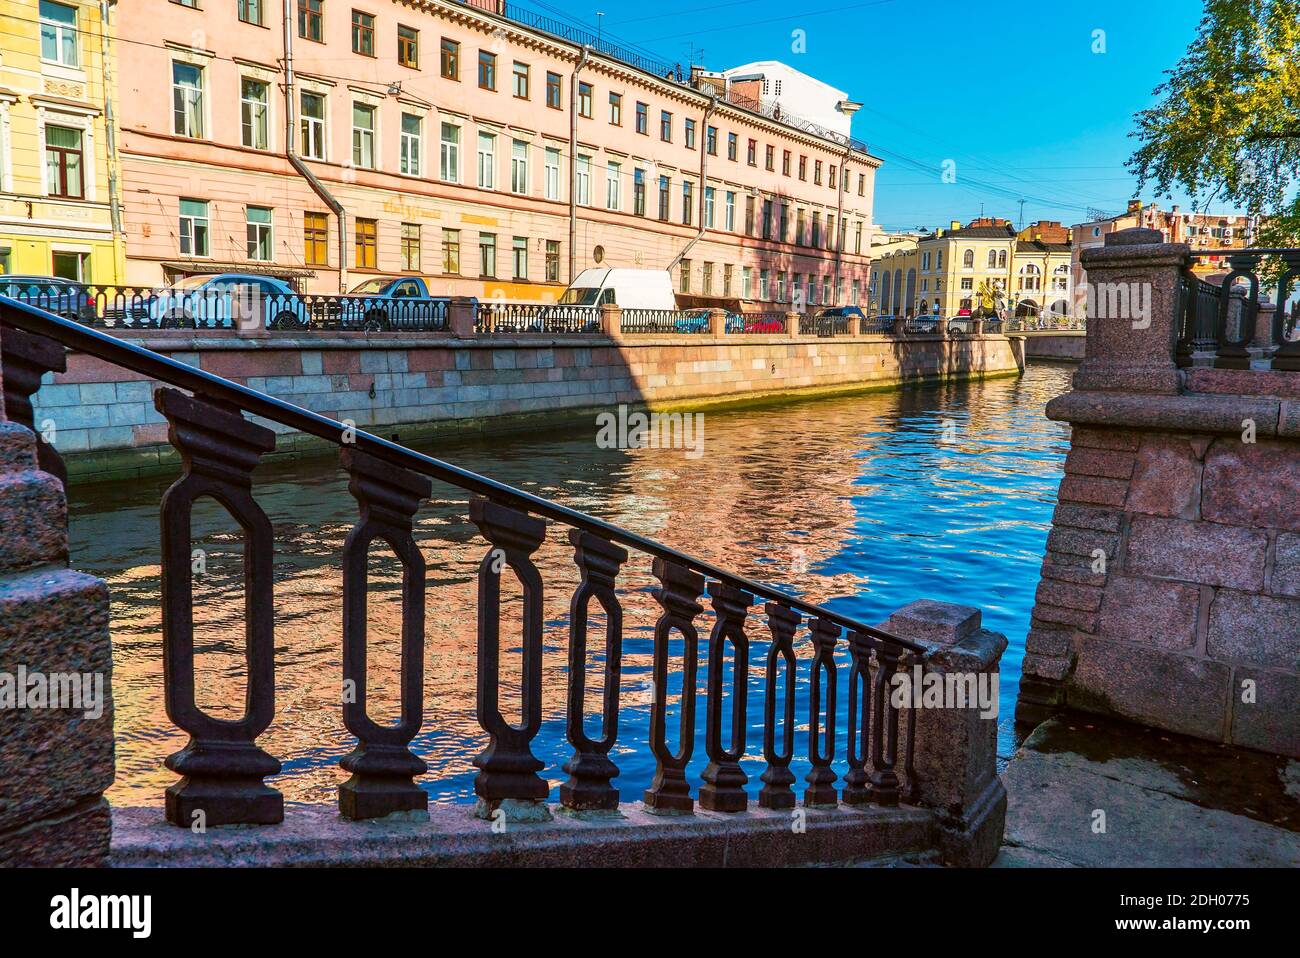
[556,268,677,310]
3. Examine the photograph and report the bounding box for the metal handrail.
[0,294,922,651]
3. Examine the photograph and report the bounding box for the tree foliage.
[1129,0,1300,246]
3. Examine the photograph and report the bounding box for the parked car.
[673,307,744,333]
[149,273,311,329]
[335,276,462,331]
[0,276,96,324]
[743,313,785,333]
[808,305,866,334]
[559,267,677,311]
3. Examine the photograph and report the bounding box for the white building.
[718,61,859,140]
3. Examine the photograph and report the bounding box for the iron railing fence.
[475,302,601,335]
[858,315,892,334]
[799,314,852,336]
[733,311,787,333]
[1174,249,1300,370]
[0,282,451,332]
[620,308,703,334]
[0,292,926,826]
[904,316,939,335]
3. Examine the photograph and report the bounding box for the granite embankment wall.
[1021,331,1085,361]
[34,331,1024,481]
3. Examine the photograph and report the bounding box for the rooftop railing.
[1,293,928,825]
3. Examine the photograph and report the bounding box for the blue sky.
[513,0,1217,231]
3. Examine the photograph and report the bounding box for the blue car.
[149,273,311,330]
[0,276,96,324]
[673,308,744,333]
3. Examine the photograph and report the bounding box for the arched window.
[986,249,997,268]
[997,250,1007,268]
[962,249,974,268]
[1018,263,1041,291]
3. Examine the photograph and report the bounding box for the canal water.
[71,362,1074,809]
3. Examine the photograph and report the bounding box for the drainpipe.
[667,93,717,272]
[283,0,347,292]
[568,45,590,285]
[99,0,124,281]
[831,102,860,306]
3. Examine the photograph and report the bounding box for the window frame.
[397,25,419,69]
[40,1,79,67]
[351,10,376,57]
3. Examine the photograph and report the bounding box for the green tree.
[1129,0,1300,247]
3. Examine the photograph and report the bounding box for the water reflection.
[70,363,1073,809]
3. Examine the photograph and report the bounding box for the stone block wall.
[31,331,1023,482]
[1018,227,1299,758]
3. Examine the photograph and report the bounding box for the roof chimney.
[950,220,961,230]
[1127,198,1142,214]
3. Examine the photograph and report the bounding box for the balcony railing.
[0,293,927,825]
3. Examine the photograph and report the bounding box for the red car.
[744,314,785,333]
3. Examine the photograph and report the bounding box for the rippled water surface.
[70,363,1073,809]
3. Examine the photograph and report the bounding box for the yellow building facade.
[0,0,121,282]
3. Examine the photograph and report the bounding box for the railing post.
[600,303,623,341]
[155,387,283,827]
[643,558,705,814]
[561,530,629,812]
[699,581,753,812]
[448,295,478,338]
[804,616,840,807]
[785,311,804,339]
[469,497,551,820]
[707,307,729,338]
[877,599,1008,866]
[891,316,907,337]
[841,629,872,805]
[868,637,902,805]
[758,602,800,809]
[0,324,68,486]
[337,448,432,821]
[0,324,114,865]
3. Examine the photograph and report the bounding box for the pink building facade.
[114,0,879,304]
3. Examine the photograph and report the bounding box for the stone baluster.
[337,448,432,820]
[561,530,629,812]
[699,581,754,812]
[155,387,283,827]
[1270,254,1300,371]
[868,637,903,805]
[469,497,550,820]
[841,629,873,805]
[804,616,840,807]
[0,324,68,486]
[758,602,800,810]
[643,558,706,814]
[1214,264,1258,369]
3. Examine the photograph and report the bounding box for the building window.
[761,198,772,239]
[351,10,375,56]
[544,148,560,200]
[727,132,738,161]
[796,209,805,245]
[440,38,459,79]
[440,122,459,181]
[777,271,786,302]
[962,249,975,268]
[724,191,735,231]
[478,51,496,90]
[442,228,460,273]
[855,221,862,254]
[304,211,328,265]
[172,62,205,138]
[704,187,715,228]
[742,266,752,299]
[400,113,422,175]
[635,102,648,134]
[477,132,496,189]
[578,82,592,118]
[478,232,496,278]
[240,78,270,150]
[238,0,264,25]
[298,0,323,42]
[352,103,375,168]
[822,275,831,304]
[545,240,560,282]
[609,92,622,125]
[759,268,770,300]
[51,251,88,281]
[706,125,717,155]
[354,217,377,268]
[546,72,562,109]
[512,236,528,280]
[398,25,419,68]
[606,161,621,210]
[782,150,790,176]
[746,138,756,165]
[179,199,209,257]
[660,110,672,142]
[40,1,79,66]
[657,175,670,221]
[44,125,83,198]
[633,169,645,216]
[300,91,326,159]
[858,173,866,196]
[813,160,822,184]
[829,164,836,188]
[400,223,421,271]
[511,139,528,194]
[702,263,712,295]
[960,277,973,290]
[575,155,591,206]
[685,118,696,149]
[765,144,775,171]
[798,155,807,180]
[744,195,754,235]
[811,212,820,246]
[682,181,693,226]
[512,61,529,98]
[723,263,733,296]
[778,203,788,242]
[246,206,273,261]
